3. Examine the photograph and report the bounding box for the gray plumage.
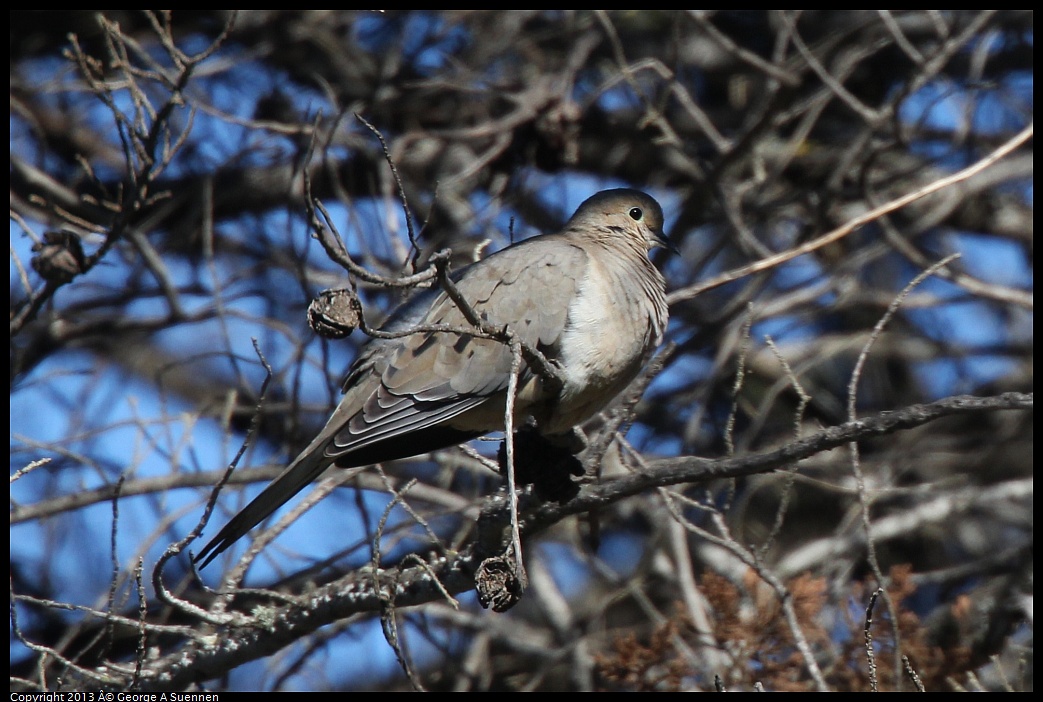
[195,189,670,568]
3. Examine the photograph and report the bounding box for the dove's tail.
[194,448,329,569]
[194,424,483,569]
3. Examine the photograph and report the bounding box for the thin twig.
[155,339,273,621]
[864,587,882,692]
[668,123,1033,305]
[846,253,961,685]
[503,337,528,591]
[355,113,423,271]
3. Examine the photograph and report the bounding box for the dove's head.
[566,188,676,255]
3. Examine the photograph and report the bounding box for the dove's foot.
[498,426,583,503]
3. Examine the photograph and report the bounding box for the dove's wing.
[195,236,586,567]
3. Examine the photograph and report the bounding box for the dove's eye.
[629,207,643,221]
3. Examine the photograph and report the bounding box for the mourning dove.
[196,189,671,568]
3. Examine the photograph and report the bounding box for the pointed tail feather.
[194,449,329,569]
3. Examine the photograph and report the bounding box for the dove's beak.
[653,228,680,255]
